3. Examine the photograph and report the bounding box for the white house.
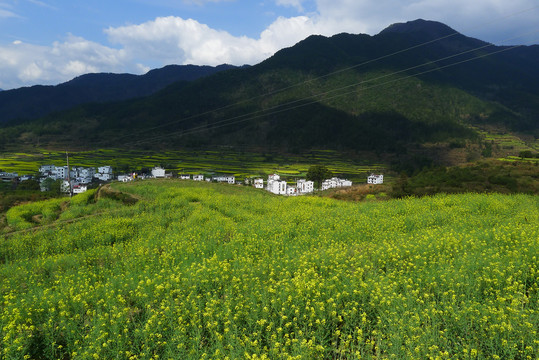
[193,175,204,181]
[39,165,55,175]
[297,179,314,194]
[322,177,352,190]
[180,174,190,180]
[267,178,287,195]
[53,166,69,180]
[213,175,235,184]
[152,167,166,178]
[367,174,384,184]
[117,175,133,182]
[72,167,95,184]
[254,178,264,189]
[95,166,113,181]
[286,186,298,196]
[321,178,336,190]
[97,166,112,175]
[72,185,87,194]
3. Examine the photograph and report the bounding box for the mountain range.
[0,64,237,123]
[1,19,538,160]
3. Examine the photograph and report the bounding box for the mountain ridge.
[0,64,238,124]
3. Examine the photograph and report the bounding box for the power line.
[117,31,538,147]
[101,5,539,146]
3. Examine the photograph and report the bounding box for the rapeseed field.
[1,180,537,359]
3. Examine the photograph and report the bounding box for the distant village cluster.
[2,164,383,196]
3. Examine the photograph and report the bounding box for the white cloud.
[104,16,318,66]
[0,36,131,89]
[0,8,17,18]
[275,0,306,12]
[0,1,19,19]
[312,0,539,43]
[27,0,57,11]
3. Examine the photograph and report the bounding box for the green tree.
[519,150,533,159]
[17,179,40,191]
[306,165,332,189]
[41,178,63,194]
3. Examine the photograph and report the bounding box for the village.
[1,164,383,196]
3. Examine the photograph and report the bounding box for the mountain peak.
[379,19,458,38]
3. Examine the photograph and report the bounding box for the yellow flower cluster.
[1,180,537,359]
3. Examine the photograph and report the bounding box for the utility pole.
[66,150,72,197]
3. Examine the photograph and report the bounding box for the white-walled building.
[72,185,88,194]
[254,178,264,189]
[267,178,287,195]
[213,175,235,184]
[95,166,113,181]
[152,167,166,178]
[118,175,134,182]
[39,165,55,174]
[72,167,95,184]
[297,179,314,194]
[193,175,204,181]
[180,174,190,180]
[367,174,384,184]
[286,187,298,196]
[322,177,353,190]
[53,166,69,180]
[97,166,112,175]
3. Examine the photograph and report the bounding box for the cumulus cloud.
[104,15,321,66]
[0,36,134,89]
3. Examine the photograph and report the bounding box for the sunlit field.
[0,148,384,183]
[1,180,537,359]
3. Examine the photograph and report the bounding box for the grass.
[0,180,537,359]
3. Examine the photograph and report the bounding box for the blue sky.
[0,0,538,90]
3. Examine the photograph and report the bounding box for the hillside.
[1,20,538,160]
[0,180,537,359]
[0,64,237,123]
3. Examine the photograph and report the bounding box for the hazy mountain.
[0,64,237,123]
[1,20,537,157]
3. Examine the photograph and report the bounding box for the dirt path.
[1,185,140,239]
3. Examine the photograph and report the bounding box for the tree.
[17,179,40,191]
[41,178,63,194]
[306,165,332,189]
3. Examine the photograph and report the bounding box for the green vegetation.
[1,180,537,359]
[306,165,332,188]
[392,160,538,197]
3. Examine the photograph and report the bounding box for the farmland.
[1,180,537,359]
[0,148,384,183]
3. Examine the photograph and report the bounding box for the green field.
[0,148,384,183]
[1,180,537,359]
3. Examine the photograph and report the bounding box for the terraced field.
[0,149,384,183]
